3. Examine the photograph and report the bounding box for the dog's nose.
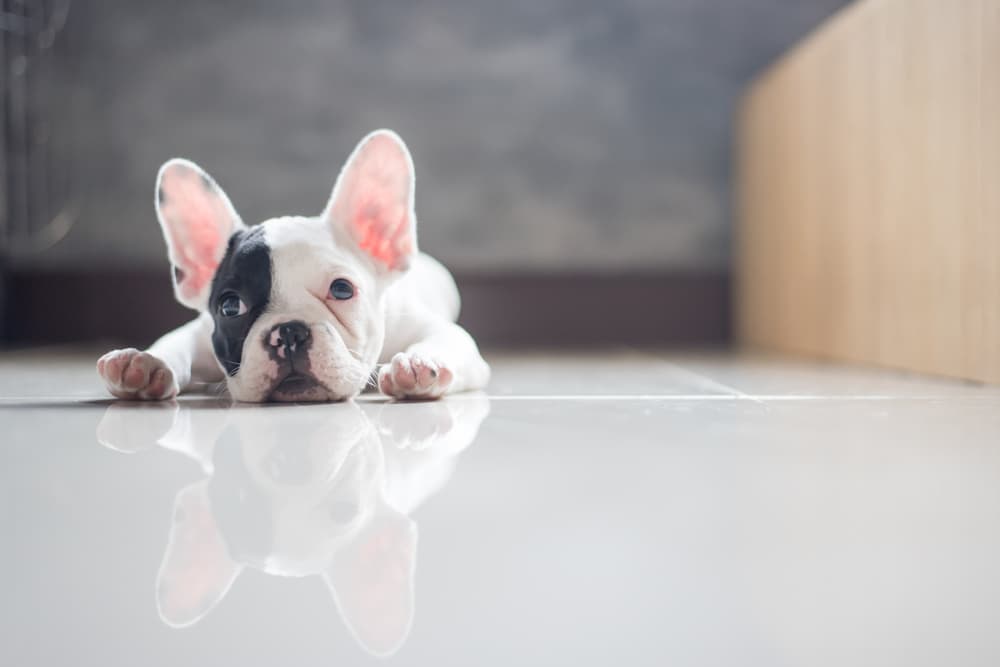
[268,321,310,356]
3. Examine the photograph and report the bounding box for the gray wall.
[30,0,850,273]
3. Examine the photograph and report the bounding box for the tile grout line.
[647,356,767,404]
[2,394,995,404]
[481,394,975,401]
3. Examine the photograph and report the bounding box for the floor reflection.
[95,396,491,656]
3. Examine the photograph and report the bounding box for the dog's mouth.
[264,370,350,403]
[268,371,321,400]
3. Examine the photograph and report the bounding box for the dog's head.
[155,130,418,401]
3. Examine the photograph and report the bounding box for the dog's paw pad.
[378,352,453,400]
[97,348,178,400]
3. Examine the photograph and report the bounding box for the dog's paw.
[97,348,178,400]
[378,352,453,400]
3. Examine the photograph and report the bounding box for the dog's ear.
[322,129,418,274]
[155,481,243,628]
[156,159,246,310]
[323,506,417,657]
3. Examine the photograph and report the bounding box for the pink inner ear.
[173,209,224,301]
[332,133,416,271]
[353,194,413,270]
[159,164,236,302]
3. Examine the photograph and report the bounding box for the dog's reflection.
[97,397,490,656]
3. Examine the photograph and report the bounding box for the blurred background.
[0,0,850,348]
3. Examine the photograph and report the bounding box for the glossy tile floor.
[3,349,1000,666]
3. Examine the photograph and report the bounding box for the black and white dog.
[97,130,490,401]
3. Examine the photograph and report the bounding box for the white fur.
[97,130,490,402]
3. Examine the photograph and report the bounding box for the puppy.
[97,130,490,401]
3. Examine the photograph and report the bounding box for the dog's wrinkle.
[343,341,365,364]
[317,320,366,370]
[329,308,356,350]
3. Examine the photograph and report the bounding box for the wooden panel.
[737,0,1000,384]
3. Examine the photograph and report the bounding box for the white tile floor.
[3,349,1000,666]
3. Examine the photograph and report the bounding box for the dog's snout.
[268,321,310,357]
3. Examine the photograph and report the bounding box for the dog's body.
[97,130,489,402]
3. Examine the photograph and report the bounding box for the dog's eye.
[219,294,247,317]
[329,278,354,300]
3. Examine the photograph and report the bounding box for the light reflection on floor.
[3,350,1000,666]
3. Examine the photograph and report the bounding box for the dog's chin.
[266,372,346,402]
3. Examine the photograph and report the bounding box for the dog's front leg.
[97,313,222,400]
[379,321,490,400]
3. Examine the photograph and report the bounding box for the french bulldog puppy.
[95,396,490,657]
[97,130,490,402]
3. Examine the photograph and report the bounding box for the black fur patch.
[208,226,272,376]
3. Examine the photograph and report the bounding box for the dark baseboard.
[456,272,730,347]
[3,269,730,347]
